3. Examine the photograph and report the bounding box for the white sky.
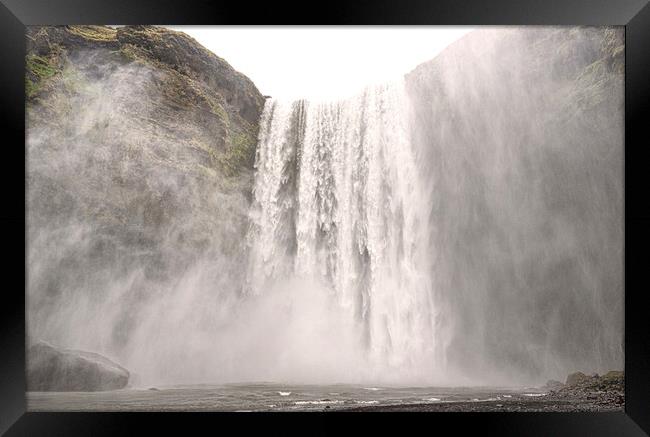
[168,26,475,100]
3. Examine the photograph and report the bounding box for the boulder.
[602,370,624,381]
[599,370,624,390]
[27,341,129,391]
[565,371,590,386]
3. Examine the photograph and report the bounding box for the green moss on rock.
[221,131,257,176]
[206,97,229,122]
[26,53,60,98]
[118,43,148,64]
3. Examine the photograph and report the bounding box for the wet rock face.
[405,27,624,380]
[26,25,264,177]
[26,26,265,360]
[27,25,265,126]
[115,25,264,124]
[27,342,129,391]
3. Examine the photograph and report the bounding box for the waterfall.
[246,80,443,380]
[26,27,623,387]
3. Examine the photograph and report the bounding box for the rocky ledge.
[541,370,625,408]
[27,341,130,392]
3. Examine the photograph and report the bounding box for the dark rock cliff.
[27,25,265,174]
[26,26,265,357]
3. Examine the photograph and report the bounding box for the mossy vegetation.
[117,43,149,65]
[221,130,257,176]
[26,53,59,98]
[206,96,229,122]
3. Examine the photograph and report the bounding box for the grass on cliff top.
[66,25,117,42]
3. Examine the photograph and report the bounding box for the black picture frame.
[1,0,649,435]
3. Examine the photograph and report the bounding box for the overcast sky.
[168,26,474,100]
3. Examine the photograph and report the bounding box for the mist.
[406,27,624,384]
[27,26,623,388]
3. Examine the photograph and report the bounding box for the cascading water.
[246,81,444,382]
[26,27,624,389]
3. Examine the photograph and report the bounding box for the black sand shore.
[340,371,625,412]
[339,394,623,412]
[27,371,624,412]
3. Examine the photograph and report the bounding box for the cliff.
[405,27,624,382]
[27,25,265,175]
[26,26,265,361]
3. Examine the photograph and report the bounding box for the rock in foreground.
[27,342,129,391]
[563,370,624,391]
[545,370,625,409]
[566,371,590,386]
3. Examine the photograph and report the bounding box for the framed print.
[1,0,649,435]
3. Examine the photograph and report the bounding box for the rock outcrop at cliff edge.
[26,26,265,366]
[28,342,129,391]
[27,25,265,178]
